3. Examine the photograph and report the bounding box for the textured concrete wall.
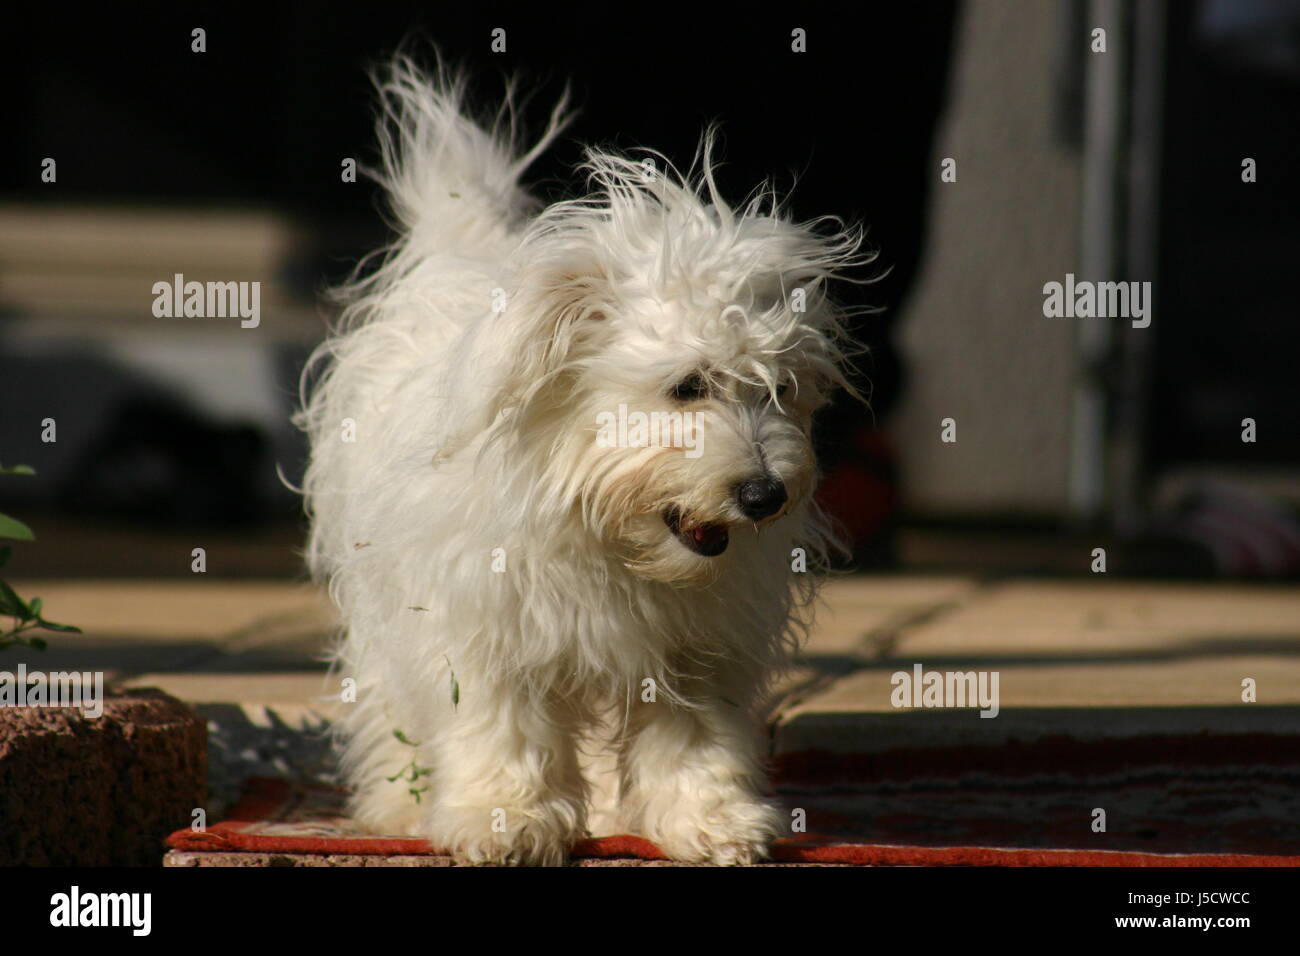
[892,0,1082,517]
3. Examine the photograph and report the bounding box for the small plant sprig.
[445,655,459,710]
[0,463,81,651]
[387,728,432,803]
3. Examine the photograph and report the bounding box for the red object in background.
[815,427,900,566]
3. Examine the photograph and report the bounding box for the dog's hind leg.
[339,713,431,837]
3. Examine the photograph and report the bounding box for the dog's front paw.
[646,796,783,866]
[427,798,582,866]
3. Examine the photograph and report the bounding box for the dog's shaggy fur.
[298,60,865,865]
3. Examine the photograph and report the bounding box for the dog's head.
[487,149,864,585]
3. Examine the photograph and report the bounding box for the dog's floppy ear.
[428,262,607,464]
[493,260,609,410]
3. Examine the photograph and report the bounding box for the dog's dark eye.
[670,372,710,402]
[775,379,791,399]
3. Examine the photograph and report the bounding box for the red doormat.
[169,736,1300,866]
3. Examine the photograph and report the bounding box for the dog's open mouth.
[663,507,729,557]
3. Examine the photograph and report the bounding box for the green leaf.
[0,580,30,618]
[36,620,81,633]
[0,546,10,570]
[28,597,42,618]
[450,670,460,709]
[28,636,47,651]
[0,514,34,541]
[0,464,35,477]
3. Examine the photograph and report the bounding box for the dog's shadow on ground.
[196,703,341,818]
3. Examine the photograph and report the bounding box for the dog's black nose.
[736,477,788,520]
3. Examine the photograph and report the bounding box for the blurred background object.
[1,0,1297,579]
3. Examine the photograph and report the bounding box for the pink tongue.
[693,524,724,545]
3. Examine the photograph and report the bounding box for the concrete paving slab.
[776,658,1300,754]
[123,671,336,707]
[4,579,336,682]
[763,575,977,720]
[808,574,978,656]
[783,656,1300,714]
[775,578,1300,753]
[893,580,1300,657]
[6,579,334,643]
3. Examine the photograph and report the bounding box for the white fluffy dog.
[299,60,864,865]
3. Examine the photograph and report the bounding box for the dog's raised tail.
[366,58,570,259]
